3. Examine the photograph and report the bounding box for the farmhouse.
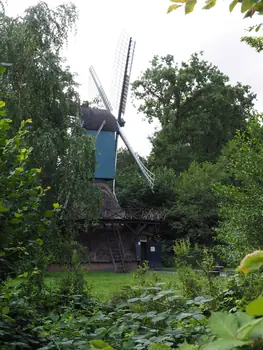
[77,182,169,272]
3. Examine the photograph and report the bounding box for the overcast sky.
[5,0,263,156]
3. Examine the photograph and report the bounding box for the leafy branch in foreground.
[167,0,263,52]
[167,0,262,17]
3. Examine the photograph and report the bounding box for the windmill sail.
[89,66,155,191]
[118,127,155,190]
[89,66,113,111]
[111,32,136,120]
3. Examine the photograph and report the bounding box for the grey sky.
[5,0,263,156]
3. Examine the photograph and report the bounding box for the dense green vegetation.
[2,0,263,349]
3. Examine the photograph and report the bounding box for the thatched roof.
[96,183,125,220]
[81,108,117,132]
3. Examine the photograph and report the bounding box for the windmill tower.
[81,32,155,197]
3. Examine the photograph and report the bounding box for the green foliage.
[173,240,222,299]
[205,311,254,349]
[132,53,255,174]
[0,2,101,260]
[90,340,113,349]
[116,148,177,209]
[57,249,90,302]
[0,88,53,282]
[218,271,263,311]
[237,250,263,273]
[172,161,227,243]
[241,35,263,52]
[167,0,263,18]
[127,53,255,244]
[4,251,263,349]
[215,118,263,256]
[0,284,43,349]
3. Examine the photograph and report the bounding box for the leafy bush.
[215,117,263,257]
[0,92,53,282]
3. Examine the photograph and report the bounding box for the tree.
[0,2,100,257]
[132,53,255,174]
[0,66,52,281]
[116,148,177,209]
[215,116,263,259]
[167,0,263,52]
[115,148,228,244]
[171,161,227,244]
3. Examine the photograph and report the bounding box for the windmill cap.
[81,108,117,132]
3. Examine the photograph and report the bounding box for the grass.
[44,271,178,300]
[9,269,229,301]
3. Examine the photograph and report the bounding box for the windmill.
[81,32,154,200]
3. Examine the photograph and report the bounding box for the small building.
[76,183,168,272]
[48,183,168,273]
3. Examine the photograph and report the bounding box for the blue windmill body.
[81,108,117,181]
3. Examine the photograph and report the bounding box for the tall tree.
[0,3,100,259]
[132,53,255,174]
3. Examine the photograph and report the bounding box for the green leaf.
[167,4,181,13]
[235,312,253,327]
[0,66,6,73]
[204,339,251,350]
[246,317,263,340]
[0,100,5,109]
[229,0,239,12]
[2,306,10,315]
[38,332,49,338]
[152,312,168,323]
[179,341,199,349]
[203,0,217,10]
[244,7,256,17]
[237,250,263,273]
[256,23,263,32]
[37,186,44,196]
[36,238,43,245]
[52,203,60,209]
[90,340,113,350]
[0,252,5,257]
[208,312,238,339]
[0,201,10,213]
[149,344,172,350]
[236,317,263,340]
[44,210,53,218]
[255,2,263,14]
[191,296,213,305]
[247,296,263,316]
[241,0,257,13]
[185,0,197,14]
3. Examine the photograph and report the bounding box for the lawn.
[44,271,178,300]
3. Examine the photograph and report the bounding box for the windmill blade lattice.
[111,32,136,119]
[88,66,113,111]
